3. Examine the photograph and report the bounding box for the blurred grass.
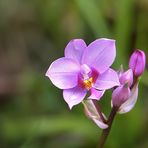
[75,0,110,37]
[114,0,135,67]
[0,0,148,148]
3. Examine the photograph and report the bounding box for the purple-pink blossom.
[46,38,119,109]
[129,49,146,77]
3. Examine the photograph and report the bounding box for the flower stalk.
[98,106,118,148]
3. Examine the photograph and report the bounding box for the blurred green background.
[0,0,148,147]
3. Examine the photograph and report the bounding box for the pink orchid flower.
[46,38,119,109]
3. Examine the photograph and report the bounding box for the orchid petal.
[83,100,108,129]
[63,86,87,109]
[46,57,80,89]
[82,38,116,73]
[65,39,87,64]
[94,68,120,90]
[118,82,139,114]
[88,88,105,100]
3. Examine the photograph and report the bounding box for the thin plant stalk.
[98,106,118,148]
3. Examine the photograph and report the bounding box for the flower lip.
[83,77,93,89]
[78,64,99,90]
[80,64,92,79]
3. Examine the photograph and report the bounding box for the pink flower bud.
[83,100,108,129]
[118,81,139,114]
[112,85,130,107]
[119,69,133,87]
[129,49,146,77]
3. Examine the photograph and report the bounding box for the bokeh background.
[0,0,148,148]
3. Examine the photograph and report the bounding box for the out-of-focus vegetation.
[0,0,148,147]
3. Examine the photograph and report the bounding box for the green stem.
[97,107,118,148]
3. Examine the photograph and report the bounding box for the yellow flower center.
[83,77,93,89]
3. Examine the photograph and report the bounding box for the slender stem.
[97,107,118,148]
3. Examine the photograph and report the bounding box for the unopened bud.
[129,49,146,77]
[119,69,133,87]
[112,85,130,107]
